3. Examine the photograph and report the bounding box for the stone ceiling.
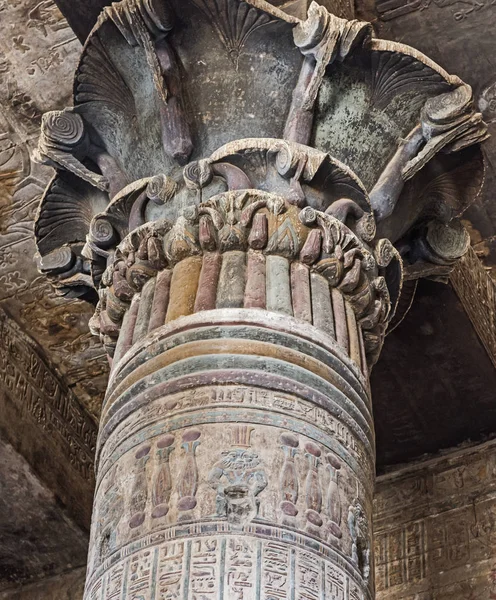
[0,0,107,421]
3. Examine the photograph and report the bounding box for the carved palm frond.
[370,50,449,110]
[76,35,136,117]
[191,0,274,61]
[36,172,108,256]
[416,146,485,219]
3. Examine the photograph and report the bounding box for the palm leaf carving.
[191,0,274,62]
[76,35,136,117]
[36,172,108,255]
[370,50,449,110]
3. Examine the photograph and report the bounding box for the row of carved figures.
[96,426,370,579]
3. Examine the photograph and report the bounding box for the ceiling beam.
[450,246,496,370]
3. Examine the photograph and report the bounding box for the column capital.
[34,1,486,359]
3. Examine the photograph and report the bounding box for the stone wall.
[374,439,496,600]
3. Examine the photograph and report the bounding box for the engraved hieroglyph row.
[98,384,371,485]
[87,536,367,600]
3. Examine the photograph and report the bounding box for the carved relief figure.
[208,426,267,527]
[348,498,371,581]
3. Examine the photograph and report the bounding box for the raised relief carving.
[376,0,494,22]
[177,428,201,515]
[348,497,371,581]
[151,434,175,519]
[33,109,109,191]
[34,0,486,343]
[279,432,300,522]
[208,426,268,527]
[129,444,151,529]
[191,0,277,65]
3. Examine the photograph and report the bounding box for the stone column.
[32,1,487,599]
[86,190,380,599]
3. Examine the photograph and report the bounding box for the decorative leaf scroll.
[415,146,485,220]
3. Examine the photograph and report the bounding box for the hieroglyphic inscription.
[190,538,220,599]
[127,549,155,599]
[262,542,292,600]
[295,550,322,600]
[225,538,257,599]
[89,536,367,600]
[326,563,347,600]
[157,542,185,600]
[105,563,126,600]
[374,522,426,592]
[0,307,96,480]
[374,439,496,599]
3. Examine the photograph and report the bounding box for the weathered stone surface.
[0,568,85,600]
[88,309,375,599]
[0,439,88,590]
[0,2,490,594]
[451,245,496,370]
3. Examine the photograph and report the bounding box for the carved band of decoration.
[450,246,496,370]
[0,309,97,484]
[88,186,397,368]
